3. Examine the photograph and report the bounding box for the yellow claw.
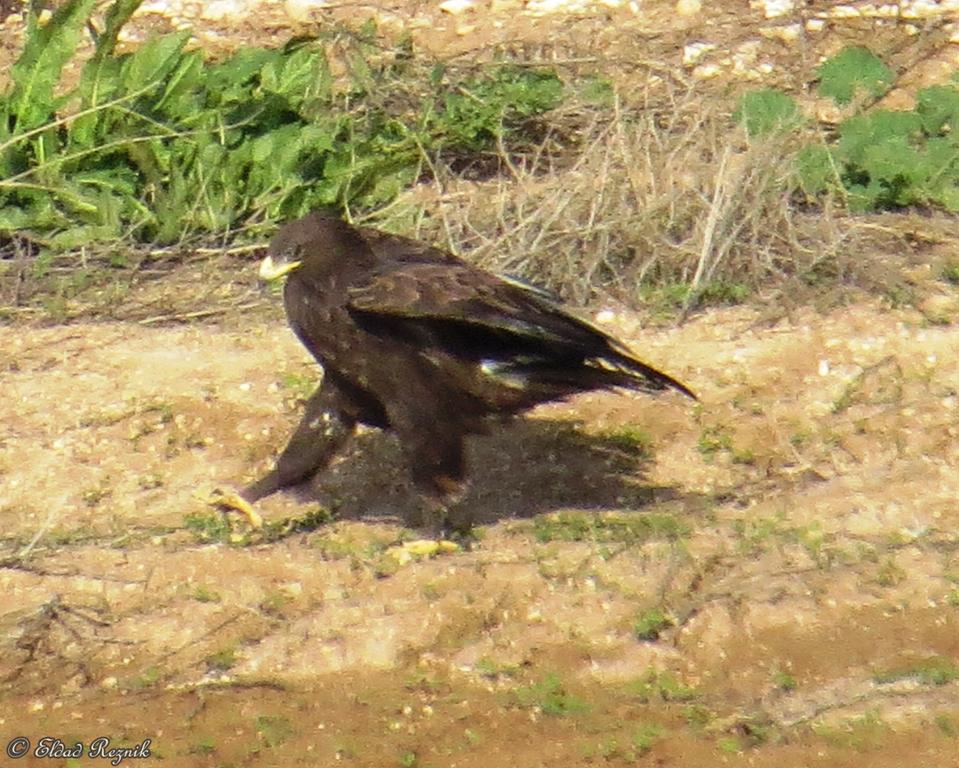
[206,488,264,529]
[386,539,460,566]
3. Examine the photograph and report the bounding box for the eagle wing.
[346,263,696,398]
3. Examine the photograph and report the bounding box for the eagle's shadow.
[292,419,682,526]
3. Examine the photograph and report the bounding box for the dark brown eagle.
[226,211,695,534]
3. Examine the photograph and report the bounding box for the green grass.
[874,657,959,687]
[772,670,797,692]
[531,510,687,545]
[940,263,959,285]
[812,710,887,751]
[697,424,733,458]
[192,585,221,603]
[633,608,672,642]
[717,736,742,754]
[514,673,588,717]
[183,511,232,543]
[627,669,697,703]
[935,713,958,738]
[205,645,237,672]
[132,666,162,689]
[188,739,216,756]
[279,370,317,401]
[632,723,665,754]
[599,425,653,457]
[254,715,295,748]
[475,657,521,679]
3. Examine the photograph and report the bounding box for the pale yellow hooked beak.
[258,254,302,281]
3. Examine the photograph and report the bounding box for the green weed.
[772,670,797,692]
[737,46,959,213]
[0,5,566,247]
[192,585,221,603]
[632,723,664,754]
[627,669,697,703]
[876,558,907,587]
[205,646,237,672]
[717,736,742,754]
[935,713,958,738]
[813,709,887,751]
[514,673,588,716]
[183,511,232,543]
[940,263,959,285]
[254,715,294,748]
[132,666,161,688]
[816,47,894,105]
[188,739,216,755]
[475,657,521,679]
[599,425,653,458]
[531,510,687,544]
[697,424,732,458]
[633,608,672,642]
[874,656,959,686]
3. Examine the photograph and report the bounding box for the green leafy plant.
[0,2,566,247]
[627,669,697,702]
[734,88,801,138]
[816,46,894,105]
[514,673,588,716]
[633,608,672,641]
[738,47,959,213]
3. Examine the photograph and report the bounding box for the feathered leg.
[396,421,470,538]
[210,378,360,525]
[242,383,357,503]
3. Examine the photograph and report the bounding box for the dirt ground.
[4,0,959,766]
[4,292,959,766]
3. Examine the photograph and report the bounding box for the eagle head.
[259,212,375,283]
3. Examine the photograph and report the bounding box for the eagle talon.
[386,538,460,566]
[206,488,264,529]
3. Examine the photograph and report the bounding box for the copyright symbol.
[6,737,30,759]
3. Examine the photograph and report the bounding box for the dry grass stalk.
[375,88,842,311]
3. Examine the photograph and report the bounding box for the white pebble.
[439,0,474,13]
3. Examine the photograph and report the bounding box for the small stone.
[683,42,715,66]
[200,0,248,21]
[284,0,327,22]
[758,0,794,18]
[676,0,701,15]
[595,309,616,324]
[828,5,861,18]
[693,63,721,79]
[439,0,474,13]
[764,22,801,42]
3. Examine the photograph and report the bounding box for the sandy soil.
[3,290,959,766]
